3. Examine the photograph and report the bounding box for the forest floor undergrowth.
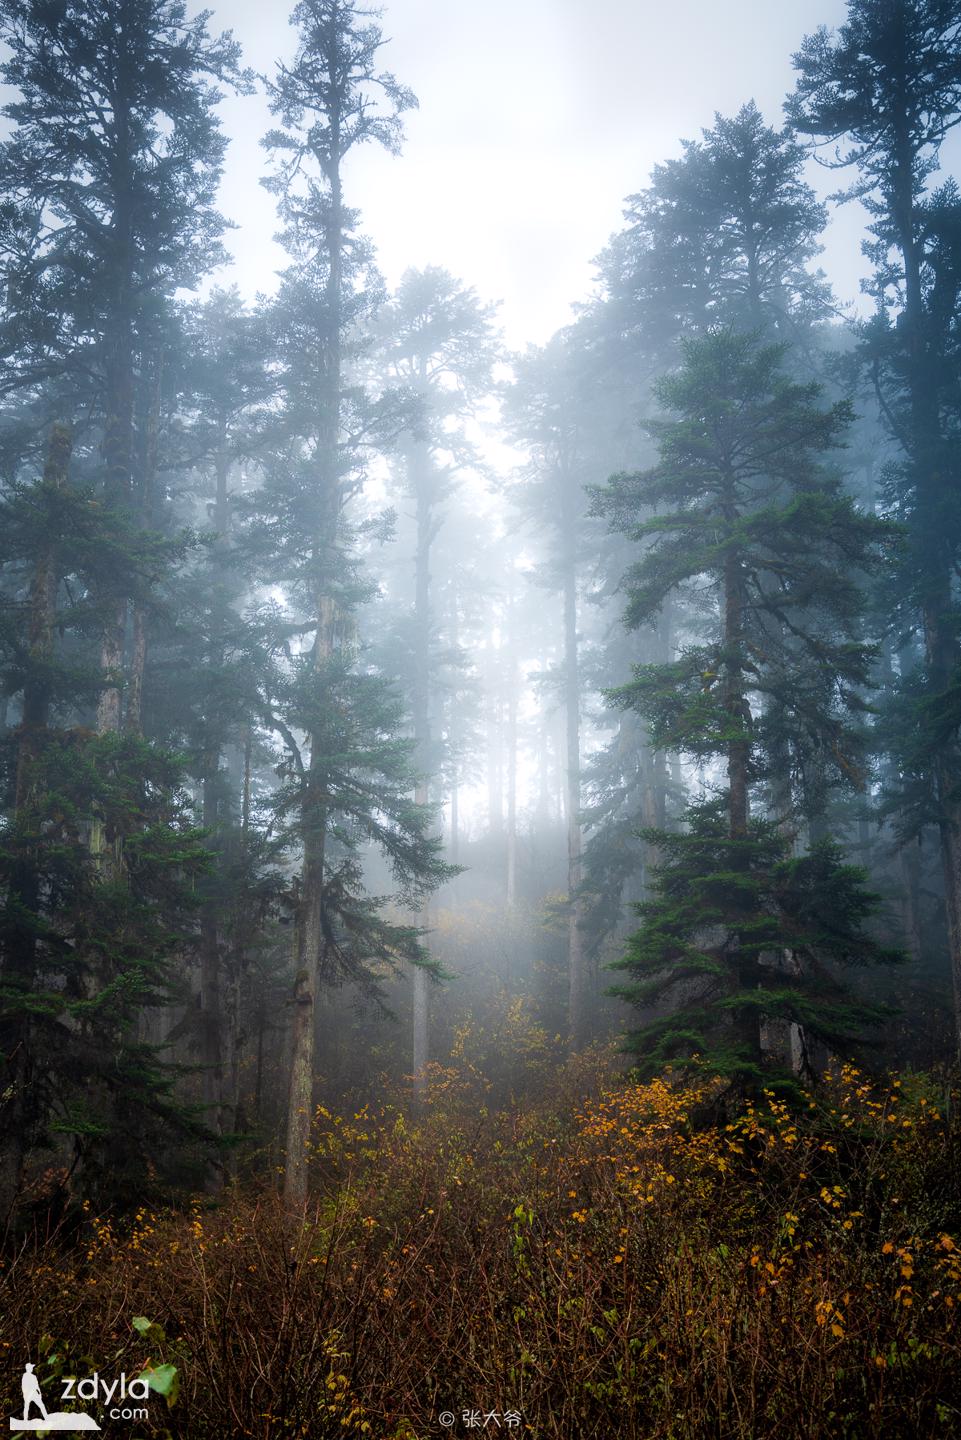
[1,1052,960,1440]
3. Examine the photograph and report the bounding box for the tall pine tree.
[257,0,450,1206]
[788,0,961,1055]
[594,330,900,1089]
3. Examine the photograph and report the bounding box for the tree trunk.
[563,523,586,1050]
[125,350,163,737]
[200,748,224,1192]
[284,126,346,1204]
[725,551,750,842]
[96,190,135,736]
[936,771,961,1061]
[197,409,235,1188]
[412,923,429,1088]
[225,726,255,1173]
[724,535,759,1073]
[445,579,461,863]
[284,596,336,1207]
[919,466,961,1062]
[638,727,663,897]
[899,840,923,965]
[505,569,518,913]
[411,447,433,1097]
[486,634,503,837]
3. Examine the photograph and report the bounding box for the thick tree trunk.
[281,32,351,1206]
[447,580,460,864]
[125,607,146,738]
[636,611,671,896]
[536,711,551,826]
[96,607,126,735]
[725,551,750,842]
[200,749,225,1191]
[506,697,518,907]
[918,486,961,1062]
[14,424,71,804]
[449,771,459,864]
[284,113,346,1204]
[198,413,235,1188]
[899,841,923,965]
[225,726,255,1171]
[638,727,664,897]
[412,916,429,1088]
[935,762,961,1061]
[656,602,681,831]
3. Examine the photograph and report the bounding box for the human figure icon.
[20,1364,49,1424]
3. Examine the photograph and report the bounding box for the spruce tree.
[0,422,211,1218]
[596,102,833,374]
[375,266,498,1088]
[788,0,961,1055]
[0,2,253,1212]
[143,290,280,1184]
[257,0,450,1205]
[594,330,900,1090]
[0,0,250,731]
[574,104,840,1000]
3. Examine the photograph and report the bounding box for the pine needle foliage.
[610,800,903,1086]
[594,329,903,1091]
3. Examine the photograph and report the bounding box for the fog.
[2,4,960,1431]
[212,0,859,343]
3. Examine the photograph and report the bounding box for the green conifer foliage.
[0,0,250,730]
[594,330,901,1090]
[597,102,833,371]
[0,427,211,1218]
[577,104,838,999]
[788,0,961,1056]
[256,0,453,1204]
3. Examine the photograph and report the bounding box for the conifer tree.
[506,332,607,1049]
[375,266,498,1088]
[594,330,900,1089]
[788,0,961,1054]
[0,0,250,731]
[0,422,211,1218]
[574,105,840,995]
[597,102,833,375]
[258,0,450,1205]
[0,1,254,1213]
[143,291,280,1182]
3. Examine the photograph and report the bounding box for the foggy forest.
[1,0,961,1436]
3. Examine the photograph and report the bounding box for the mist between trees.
[1,3,961,1436]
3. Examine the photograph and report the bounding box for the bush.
[1,1060,958,1438]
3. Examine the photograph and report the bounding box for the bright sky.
[206,0,873,837]
[211,0,865,349]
